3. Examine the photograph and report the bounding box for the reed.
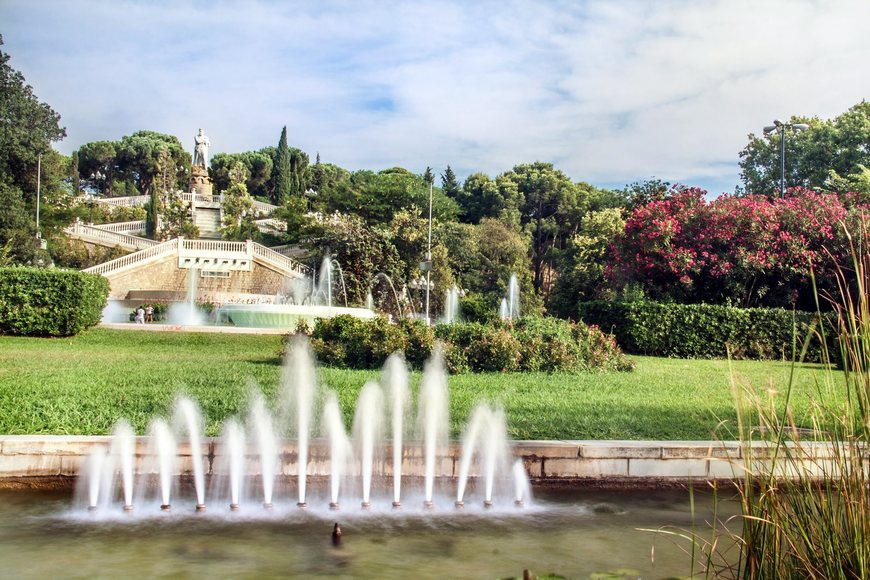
[668,221,870,579]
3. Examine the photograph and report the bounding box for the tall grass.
[675,222,870,578]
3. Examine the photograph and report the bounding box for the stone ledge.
[0,437,851,481]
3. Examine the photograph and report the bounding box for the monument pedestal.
[189,165,213,196]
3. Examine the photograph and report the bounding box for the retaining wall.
[0,436,852,485]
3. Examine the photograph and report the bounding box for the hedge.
[0,267,109,336]
[300,314,634,373]
[577,300,831,361]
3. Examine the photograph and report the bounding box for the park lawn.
[0,328,843,440]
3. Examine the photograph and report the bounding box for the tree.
[302,212,404,305]
[210,150,273,199]
[423,166,435,185]
[739,101,870,197]
[0,36,66,265]
[503,162,585,296]
[0,35,66,193]
[115,131,188,198]
[549,208,625,317]
[222,161,257,241]
[457,172,522,225]
[273,126,291,204]
[77,141,117,195]
[618,178,670,209]
[440,165,460,200]
[155,147,198,239]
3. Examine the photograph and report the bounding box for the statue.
[192,128,210,168]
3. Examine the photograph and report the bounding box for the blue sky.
[2,0,869,194]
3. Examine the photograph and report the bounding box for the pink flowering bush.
[610,186,864,309]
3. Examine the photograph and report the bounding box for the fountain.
[352,382,384,509]
[167,268,207,325]
[219,255,377,328]
[248,392,278,509]
[146,418,176,511]
[443,285,461,324]
[173,397,207,511]
[280,335,317,508]
[384,354,409,507]
[500,273,520,321]
[417,345,449,509]
[322,391,349,510]
[74,338,530,516]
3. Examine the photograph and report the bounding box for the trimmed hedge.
[577,300,831,361]
[0,267,109,336]
[301,314,634,373]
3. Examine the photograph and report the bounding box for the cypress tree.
[273,126,291,205]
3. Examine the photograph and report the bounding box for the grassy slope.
[0,328,840,439]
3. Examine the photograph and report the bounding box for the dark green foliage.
[0,267,108,336]
[273,126,292,204]
[578,300,830,361]
[396,317,435,368]
[308,315,406,369]
[440,165,460,199]
[307,315,632,373]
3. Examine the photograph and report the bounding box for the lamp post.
[408,275,434,321]
[763,119,810,198]
[425,181,433,324]
[36,153,41,239]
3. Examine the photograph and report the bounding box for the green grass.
[0,328,842,439]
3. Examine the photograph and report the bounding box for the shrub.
[578,300,829,361]
[302,314,633,373]
[0,266,109,336]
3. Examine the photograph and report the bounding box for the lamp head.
[763,125,778,134]
[792,123,810,131]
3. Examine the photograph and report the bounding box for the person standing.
[135,306,145,324]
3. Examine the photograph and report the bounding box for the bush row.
[296,315,634,373]
[0,266,109,336]
[577,300,832,361]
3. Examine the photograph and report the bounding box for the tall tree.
[273,126,291,204]
[0,35,66,264]
[500,162,585,296]
[440,165,460,199]
[115,131,188,198]
[423,166,435,185]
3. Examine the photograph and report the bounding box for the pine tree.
[441,165,460,199]
[423,166,435,185]
[273,126,291,205]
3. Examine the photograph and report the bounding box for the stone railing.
[252,200,279,215]
[180,192,222,205]
[65,220,158,252]
[255,218,286,233]
[93,195,149,207]
[253,243,310,276]
[267,244,304,258]
[78,236,309,279]
[83,238,179,276]
[90,220,147,234]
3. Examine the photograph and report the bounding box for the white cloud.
[2,0,869,193]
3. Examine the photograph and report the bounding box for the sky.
[2,0,869,195]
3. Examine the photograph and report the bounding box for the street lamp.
[408,275,434,321]
[763,119,810,198]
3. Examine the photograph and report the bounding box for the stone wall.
[105,256,294,300]
[0,436,849,483]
